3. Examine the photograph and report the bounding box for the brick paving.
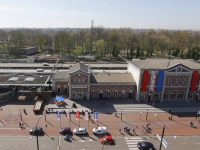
[0,91,200,137]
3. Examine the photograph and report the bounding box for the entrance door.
[76,93,83,99]
[99,90,103,99]
[99,93,102,99]
[129,93,132,98]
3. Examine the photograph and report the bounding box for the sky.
[0,0,200,29]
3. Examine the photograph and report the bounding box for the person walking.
[190,122,193,127]
[119,129,121,133]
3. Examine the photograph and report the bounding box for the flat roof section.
[0,74,50,86]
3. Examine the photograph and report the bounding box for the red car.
[99,136,114,145]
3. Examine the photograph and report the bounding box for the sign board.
[157,134,168,149]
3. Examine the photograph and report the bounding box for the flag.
[76,111,79,120]
[66,111,70,120]
[56,111,60,120]
[94,112,98,121]
[85,111,88,120]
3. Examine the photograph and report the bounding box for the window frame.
[166,77,171,85]
[174,77,179,85]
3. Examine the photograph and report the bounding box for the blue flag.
[94,112,98,121]
[56,111,60,120]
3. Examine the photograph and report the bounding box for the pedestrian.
[190,122,193,127]
[124,127,126,132]
[115,113,117,117]
[46,124,47,128]
[133,129,135,134]
[89,115,91,120]
[19,122,21,126]
[119,129,121,133]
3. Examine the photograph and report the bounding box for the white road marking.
[128,145,137,147]
[28,145,31,147]
[126,140,142,142]
[0,145,3,146]
[182,143,186,144]
[196,143,199,144]
[14,145,18,147]
[129,148,138,150]
[71,145,75,146]
[127,142,138,144]
[85,145,89,146]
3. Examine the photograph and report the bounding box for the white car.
[93,127,107,135]
[73,128,86,135]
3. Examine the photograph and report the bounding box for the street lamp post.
[146,109,148,120]
[36,115,42,150]
[155,114,166,150]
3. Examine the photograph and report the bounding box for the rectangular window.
[166,78,171,85]
[188,93,193,99]
[174,77,179,85]
[140,93,145,99]
[182,77,186,85]
[179,92,184,99]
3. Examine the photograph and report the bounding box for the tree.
[36,33,46,53]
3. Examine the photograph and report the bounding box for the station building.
[52,63,136,100]
[52,59,200,102]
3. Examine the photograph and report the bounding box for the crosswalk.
[125,137,143,150]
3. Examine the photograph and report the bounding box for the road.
[0,135,200,150]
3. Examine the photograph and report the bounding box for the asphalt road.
[0,135,200,150]
[143,135,200,150]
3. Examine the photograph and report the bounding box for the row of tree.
[0,27,200,60]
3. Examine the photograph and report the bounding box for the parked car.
[93,127,107,135]
[99,136,114,145]
[60,127,72,135]
[137,142,155,150]
[73,128,86,135]
[29,127,43,135]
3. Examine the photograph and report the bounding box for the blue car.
[137,142,154,150]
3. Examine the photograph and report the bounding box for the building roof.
[130,59,200,70]
[90,73,135,84]
[0,74,49,86]
[69,63,89,73]
[54,71,69,79]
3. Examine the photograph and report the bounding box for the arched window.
[179,91,184,99]
[172,92,177,99]
[78,78,81,84]
[106,89,111,97]
[164,92,169,99]
[74,78,77,84]
[82,78,85,84]
[114,89,118,97]
[154,92,160,99]
[121,89,126,96]
[91,90,96,97]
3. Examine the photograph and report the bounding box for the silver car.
[73,128,86,135]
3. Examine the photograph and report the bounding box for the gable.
[167,64,191,73]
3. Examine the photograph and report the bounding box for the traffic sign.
[157,134,168,149]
